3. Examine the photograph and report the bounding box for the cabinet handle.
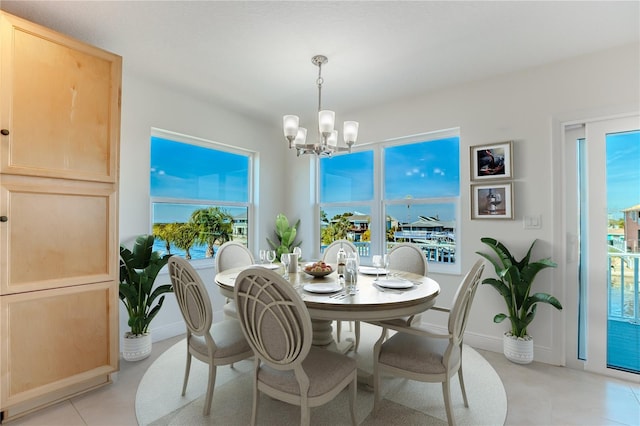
[0,216,7,222]
[0,129,8,136]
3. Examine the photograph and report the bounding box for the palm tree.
[190,207,235,257]
[152,222,180,254]
[173,223,198,260]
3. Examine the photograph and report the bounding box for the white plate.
[374,278,413,289]
[251,263,280,270]
[303,283,343,293]
[359,266,388,275]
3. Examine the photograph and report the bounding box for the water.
[152,240,216,260]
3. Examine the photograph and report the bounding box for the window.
[150,129,253,260]
[319,130,460,274]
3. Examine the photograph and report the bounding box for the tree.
[173,223,198,260]
[190,207,234,257]
[152,222,180,254]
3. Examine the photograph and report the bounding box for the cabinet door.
[0,175,118,295]
[0,12,121,183]
[0,281,118,412]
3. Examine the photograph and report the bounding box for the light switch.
[523,215,542,229]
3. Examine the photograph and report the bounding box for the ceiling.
[2,1,639,126]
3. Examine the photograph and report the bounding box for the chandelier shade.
[283,55,359,157]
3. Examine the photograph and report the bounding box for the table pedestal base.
[311,319,354,353]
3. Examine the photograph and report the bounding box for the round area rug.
[136,329,507,425]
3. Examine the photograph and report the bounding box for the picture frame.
[471,182,514,220]
[470,141,513,181]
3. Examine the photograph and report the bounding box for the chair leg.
[202,364,217,416]
[349,374,357,426]
[354,321,361,352]
[336,320,342,342]
[458,367,469,407]
[300,401,311,426]
[442,379,456,426]
[373,362,381,414]
[181,351,192,396]
[373,330,386,414]
[251,366,260,426]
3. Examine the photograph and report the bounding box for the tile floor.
[4,334,639,426]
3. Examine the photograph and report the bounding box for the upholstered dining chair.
[371,259,485,426]
[322,239,361,350]
[373,242,429,329]
[168,256,253,416]
[215,241,255,319]
[234,267,358,426]
[387,242,429,276]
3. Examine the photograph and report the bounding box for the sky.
[320,137,459,222]
[606,130,640,219]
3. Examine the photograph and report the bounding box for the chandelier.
[283,55,359,157]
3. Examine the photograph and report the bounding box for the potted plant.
[267,213,301,261]
[119,234,173,361]
[476,237,562,364]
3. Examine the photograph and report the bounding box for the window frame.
[149,128,255,265]
[317,128,461,275]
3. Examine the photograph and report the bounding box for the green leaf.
[478,237,560,338]
[119,234,173,335]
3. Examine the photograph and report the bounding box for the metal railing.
[608,253,640,323]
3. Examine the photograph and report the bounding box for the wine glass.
[266,249,276,265]
[372,255,383,280]
[259,249,266,264]
[383,254,390,279]
[293,246,302,261]
[281,253,290,279]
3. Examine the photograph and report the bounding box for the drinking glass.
[372,255,383,280]
[259,249,266,264]
[281,253,290,279]
[346,257,358,295]
[266,249,276,265]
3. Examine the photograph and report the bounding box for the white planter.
[122,332,152,361]
[503,332,533,364]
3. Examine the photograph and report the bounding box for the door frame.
[554,112,640,380]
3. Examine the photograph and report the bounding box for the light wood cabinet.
[0,11,121,421]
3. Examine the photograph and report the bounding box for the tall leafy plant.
[267,213,301,261]
[119,234,173,336]
[476,237,562,338]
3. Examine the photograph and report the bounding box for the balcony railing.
[608,253,640,323]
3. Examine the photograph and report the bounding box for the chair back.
[169,256,213,338]
[322,239,358,263]
[234,267,312,371]
[449,260,485,346]
[216,241,255,272]
[387,242,429,276]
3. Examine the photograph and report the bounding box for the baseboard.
[148,321,185,343]
[416,321,560,365]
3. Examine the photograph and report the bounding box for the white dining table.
[215,263,441,352]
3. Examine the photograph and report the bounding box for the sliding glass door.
[570,115,640,379]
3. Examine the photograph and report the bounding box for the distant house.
[233,211,248,237]
[622,204,640,252]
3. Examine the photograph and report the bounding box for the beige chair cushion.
[258,347,357,397]
[379,332,460,375]
[189,319,251,359]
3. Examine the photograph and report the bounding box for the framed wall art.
[470,141,513,181]
[471,182,513,220]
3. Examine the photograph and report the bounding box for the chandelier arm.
[284,54,357,157]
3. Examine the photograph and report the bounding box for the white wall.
[287,42,640,364]
[117,72,286,344]
[120,43,639,365]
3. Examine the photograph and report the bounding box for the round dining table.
[215,263,440,351]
